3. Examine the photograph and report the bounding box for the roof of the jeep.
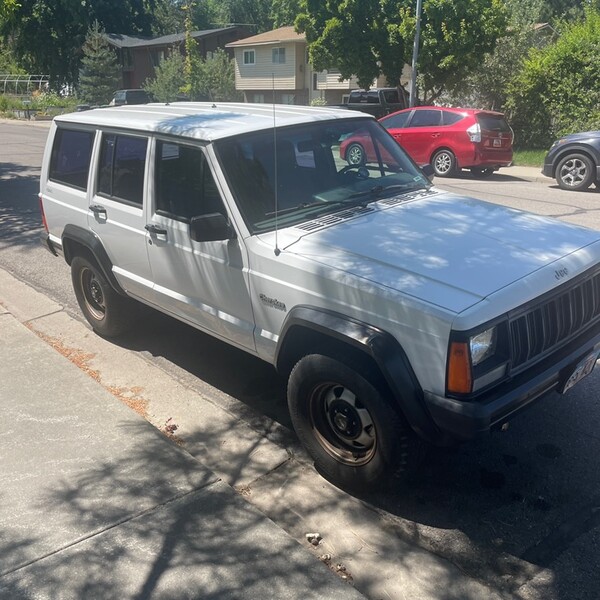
[54,102,373,141]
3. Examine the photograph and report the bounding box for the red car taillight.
[466,123,481,143]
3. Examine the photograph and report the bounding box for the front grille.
[510,270,600,370]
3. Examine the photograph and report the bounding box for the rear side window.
[49,128,94,190]
[441,112,464,126]
[408,109,442,127]
[98,133,148,206]
[476,114,511,132]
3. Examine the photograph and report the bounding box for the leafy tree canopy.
[296,0,507,103]
[506,8,600,147]
[0,0,155,88]
[144,51,186,101]
[206,0,273,33]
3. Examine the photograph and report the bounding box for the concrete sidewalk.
[0,298,366,598]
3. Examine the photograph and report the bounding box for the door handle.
[145,224,168,236]
[89,204,107,216]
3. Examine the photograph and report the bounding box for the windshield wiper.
[265,197,367,217]
[347,182,425,202]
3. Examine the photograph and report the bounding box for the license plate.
[493,138,502,147]
[560,351,599,394]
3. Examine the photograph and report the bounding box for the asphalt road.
[2,120,600,599]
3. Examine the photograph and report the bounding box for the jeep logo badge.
[555,267,569,280]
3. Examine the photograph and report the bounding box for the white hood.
[282,192,600,313]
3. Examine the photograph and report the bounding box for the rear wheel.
[71,255,136,337]
[287,354,424,491]
[431,149,456,177]
[556,153,595,191]
[346,143,366,166]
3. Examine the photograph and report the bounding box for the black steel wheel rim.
[308,382,377,466]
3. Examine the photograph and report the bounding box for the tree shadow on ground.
[111,311,600,600]
[0,420,357,600]
[0,163,42,250]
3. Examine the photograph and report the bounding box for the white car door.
[145,139,255,351]
[87,131,154,303]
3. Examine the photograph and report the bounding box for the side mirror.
[421,164,435,182]
[190,213,236,242]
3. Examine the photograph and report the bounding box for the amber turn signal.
[447,341,472,394]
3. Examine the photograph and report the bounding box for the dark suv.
[542,130,600,191]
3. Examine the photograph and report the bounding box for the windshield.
[214,118,430,234]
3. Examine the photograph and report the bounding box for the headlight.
[470,327,496,366]
[447,323,507,395]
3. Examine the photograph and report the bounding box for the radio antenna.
[272,73,281,256]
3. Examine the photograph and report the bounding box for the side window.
[407,109,442,128]
[442,112,464,126]
[155,141,225,222]
[98,133,147,206]
[49,128,94,190]
[382,112,411,130]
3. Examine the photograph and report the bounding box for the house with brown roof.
[106,27,250,90]
[226,26,365,105]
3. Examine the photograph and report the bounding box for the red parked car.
[340,106,513,178]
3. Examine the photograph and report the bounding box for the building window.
[253,93,265,103]
[272,47,286,64]
[150,49,164,67]
[243,50,255,65]
[122,48,133,70]
[281,93,295,105]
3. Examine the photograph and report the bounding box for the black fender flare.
[276,306,441,444]
[62,224,127,296]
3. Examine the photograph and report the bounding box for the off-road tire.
[71,255,136,338]
[287,353,424,491]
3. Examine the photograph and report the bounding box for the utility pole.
[409,0,423,107]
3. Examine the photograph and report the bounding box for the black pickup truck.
[335,88,408,118]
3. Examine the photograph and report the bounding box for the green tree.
[206,0,273,32]
[144,51,186,101]
[0,39,25,73]
[296,0,507,103]
[444,0,547,110]
[197,48,240,101]
[79,21,120,105]
[271,0,302,27]
[0,0,155,88]
[150,0,211,36]
[506,8,600,147]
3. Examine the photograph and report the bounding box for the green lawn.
[512,149,547,167]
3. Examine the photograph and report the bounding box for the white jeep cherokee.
[40,103,600,490]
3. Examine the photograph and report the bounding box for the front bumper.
[423,327,600,440]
